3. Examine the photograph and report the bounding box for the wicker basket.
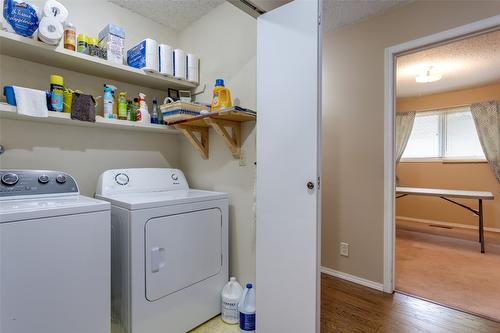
[160,101,210,124]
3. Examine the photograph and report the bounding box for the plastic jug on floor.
[222,277,243,324]
[238,283,256,333]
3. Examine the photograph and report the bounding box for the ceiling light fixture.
[416,66,442,83]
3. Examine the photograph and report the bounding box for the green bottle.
[126,100,133,121]
[118,92,127,120]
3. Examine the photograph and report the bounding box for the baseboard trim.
[396,216,500,233]
[320,266,384,291]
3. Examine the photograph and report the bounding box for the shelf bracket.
[175,124,209,159]
[205,118,241,159]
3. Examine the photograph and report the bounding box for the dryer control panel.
[0,170,78,198]
[96,168,189,196]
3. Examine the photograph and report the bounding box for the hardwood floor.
[321,273,500,333]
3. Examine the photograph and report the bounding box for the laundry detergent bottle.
[238,283,256,333]
[211,79,232,111]
[221,277,243,324]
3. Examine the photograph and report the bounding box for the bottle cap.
[246,283,252,289]
[230,277,236,282]
[50,75,64,86]
[215,79,224,87]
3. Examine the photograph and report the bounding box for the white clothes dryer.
[96,168,228,333]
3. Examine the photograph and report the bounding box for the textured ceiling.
[397,29,500,98]
[109,0,225,31]
[110,0,410,32]
[322,0,411,32]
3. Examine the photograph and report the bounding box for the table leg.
[479,199,485,253]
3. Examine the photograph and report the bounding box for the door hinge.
[317,176,321,190]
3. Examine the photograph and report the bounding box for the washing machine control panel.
[0,170,79,198]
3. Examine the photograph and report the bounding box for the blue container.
[3,86,16,106]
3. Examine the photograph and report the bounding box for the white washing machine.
[0,170,111,333]
[95,168,228,333]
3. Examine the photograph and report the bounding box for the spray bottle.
[137,93,150,123]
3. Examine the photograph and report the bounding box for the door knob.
[307,181,315,190]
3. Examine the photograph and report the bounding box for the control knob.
[1,173,19,186]
[38,174,50,184]
[56,174,67,184]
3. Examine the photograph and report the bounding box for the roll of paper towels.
[159,44,174,76]
[43,0,68,24]
[174,49,187,80]
[187,53,199,83]
[127,38,159,73]
[37,16,63,45]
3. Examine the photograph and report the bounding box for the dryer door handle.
[151,247,166,273]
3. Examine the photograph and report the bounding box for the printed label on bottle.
[222,300,239,322]
[239,312,255,331]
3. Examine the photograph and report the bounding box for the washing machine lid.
[96,189,228,210]
[0,195,110,223]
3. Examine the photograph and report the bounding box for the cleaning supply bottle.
[118,92,127,120]
[127,100,135,121]
[151,98,159,124]
[106,84,118,118]
[222,277,243,324]
[238,283,256,333]
[211,79,232,112]
[50,75,64,112]
[137,93,150,123]
[132,98,139,121]
[103,86,113,119]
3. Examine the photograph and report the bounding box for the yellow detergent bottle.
[211,79,232,111]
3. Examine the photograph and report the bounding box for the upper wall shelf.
[0,30,197,91]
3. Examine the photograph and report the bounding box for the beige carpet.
[396,220,500,322]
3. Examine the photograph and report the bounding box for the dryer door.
[145,208,222,301]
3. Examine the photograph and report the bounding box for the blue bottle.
[151,98,159,124]
[239,283,256,333]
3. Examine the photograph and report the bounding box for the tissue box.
[98,24,125,65]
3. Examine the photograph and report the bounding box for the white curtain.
[395,111,416,164]
[471,101,500,182]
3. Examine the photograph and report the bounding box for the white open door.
[256,0,321,332]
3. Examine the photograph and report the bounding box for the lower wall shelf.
[0,103,178,134]
[168,109,255,159]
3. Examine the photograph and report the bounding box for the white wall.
[177,2,257,284]
[0,0,182,196]
[0,0,257,284]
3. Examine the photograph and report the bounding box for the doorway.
[384,16,500,321]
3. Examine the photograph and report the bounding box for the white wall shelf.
[0,103,179,134]
[0,30,197,91]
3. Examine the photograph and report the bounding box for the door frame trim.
[383,14,500,293]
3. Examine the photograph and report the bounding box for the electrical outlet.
[340,242,349,257]
[239,148,247,167]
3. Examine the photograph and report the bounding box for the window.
[401,106,486,161]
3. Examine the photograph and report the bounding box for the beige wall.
[397,82,500,113]
[321,1,500,283]
[177,2,257,284]
[397,162,499,228]
[0,0,182,196]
